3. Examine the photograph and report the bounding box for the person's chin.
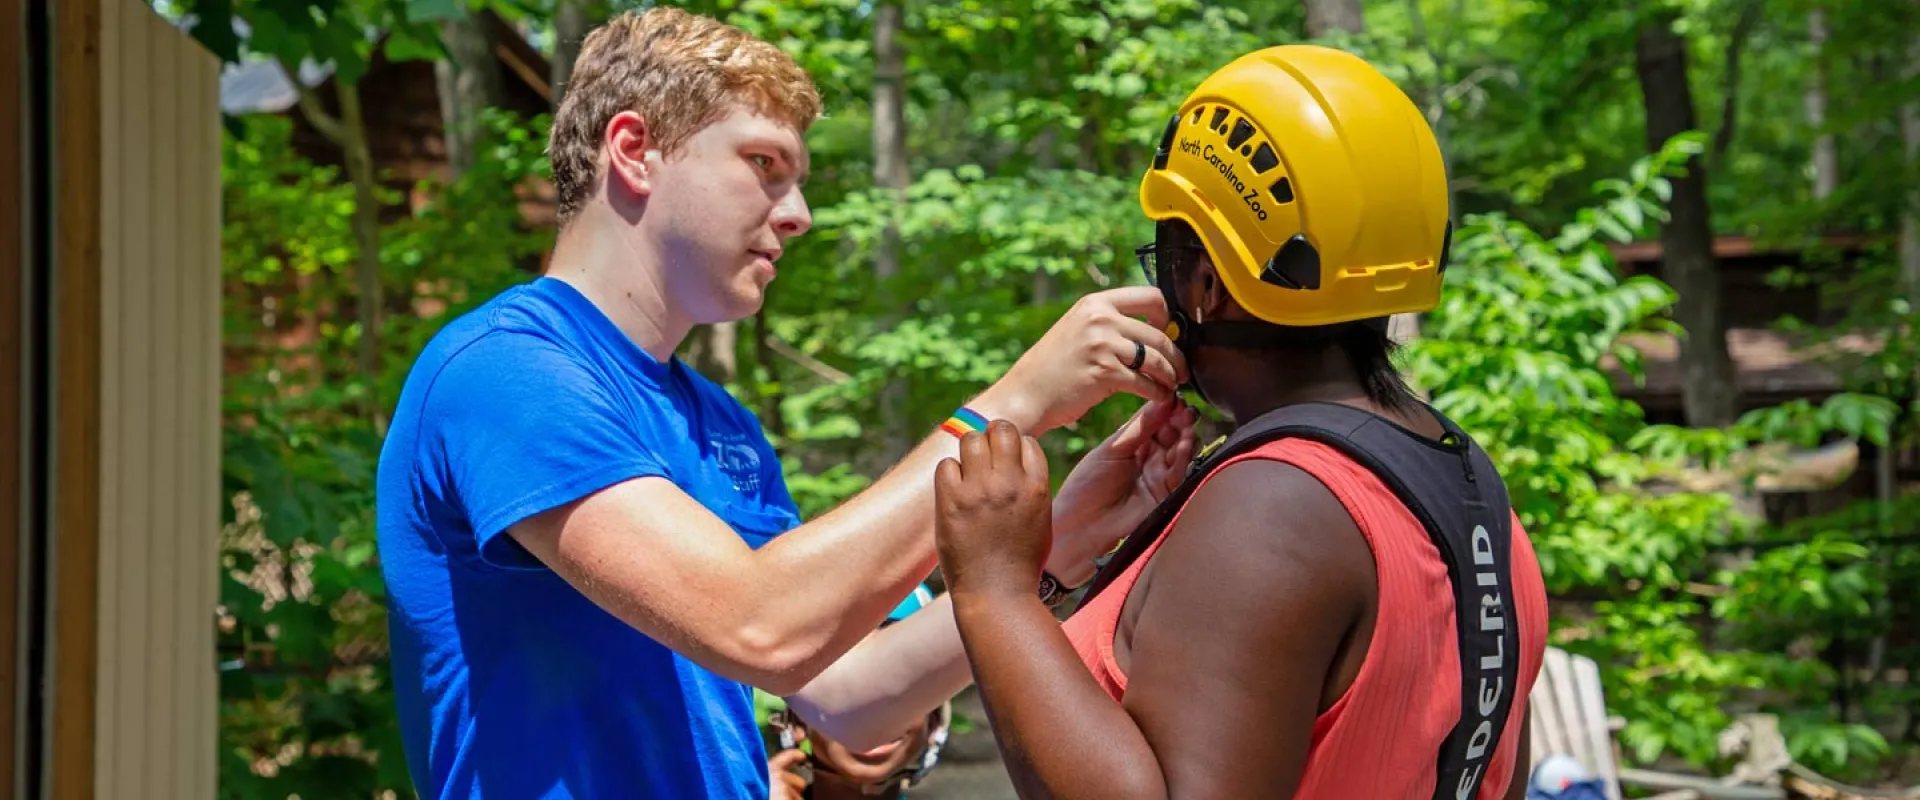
[835,759,908,786]
[730,290,768,319]
[695,284,764,325]
[730,277,771,313]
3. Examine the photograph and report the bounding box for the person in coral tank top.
[930,45,1549,800]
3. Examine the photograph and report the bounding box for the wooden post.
[51,0,104,798]
[0,0,25,794]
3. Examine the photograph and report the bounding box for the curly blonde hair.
[548,7,822,223]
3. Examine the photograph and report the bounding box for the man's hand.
[1046,398,1198,585]
[934,421,1054,596]
[979,287,1185,434]
[767,748,809,800]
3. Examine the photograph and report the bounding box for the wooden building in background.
[1604,234,1919,524]
[1606,234,1880,416]
[214,12,565,375]
[217,10,562,227]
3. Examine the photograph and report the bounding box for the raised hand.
[976,287,1186,435]
[933,420,1054,596]
[1045,397,1199,585]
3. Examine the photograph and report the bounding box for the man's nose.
[771,187,812,240]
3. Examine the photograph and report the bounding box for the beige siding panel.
[186,49,205,800]
[206,65,223,800]
[112,0,152,789]
[196,56,217,800]
[172,35,192,794]
[174,25,195,798]
[209,55,224,800]
[197,41,221,798]
[93,1,223,795]
[152,8,181,793]
[188,38,223,800]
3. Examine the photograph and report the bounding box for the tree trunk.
[1388,314,1422,345]
[1029,33,1066,306]
[687,322,739,385]
[1305,0,1365,38]
[435,9,503,176]
[1710,1,1764,167]
[337,80,385,426]
[873,0,911,464]
[1406,0,1459,226]
[1902,26,1920,304]
[1808,9,1839,201]
[1881,19,1920,681]
[1397,0,1458,351]
[551,0,601,104]
[1031,126,1057,304]
[1852,6,1920,691]
[1636,13,1739,428]
[1073,35,1105,175]
[277,58,385,424]
[753,304,785,440]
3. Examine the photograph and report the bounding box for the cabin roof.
[1607,327,1884,403]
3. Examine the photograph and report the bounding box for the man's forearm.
[785,493,1116,747]
[784,593,973,749]
[737,389,1039,691]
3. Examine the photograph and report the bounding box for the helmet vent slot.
[1269,177,1295,203]
[1226,118,1256,150]
[1210,107,1231,132]
[1249,143,1279,174]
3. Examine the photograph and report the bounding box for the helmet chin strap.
[1175,318,1380,348]
[1156,266,1390,407]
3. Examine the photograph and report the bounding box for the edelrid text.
[1456,523,1510,799]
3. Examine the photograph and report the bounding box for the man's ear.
[605,110,657,198]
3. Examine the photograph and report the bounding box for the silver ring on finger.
[1127,339,1146,372]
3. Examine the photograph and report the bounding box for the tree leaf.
[405,0,462,22]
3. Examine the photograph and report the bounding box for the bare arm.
[944,459,1373,799]
[787,399,1197,748]
[510,288,1182,696]
[782,592,973,747]
[511,397,1011,696]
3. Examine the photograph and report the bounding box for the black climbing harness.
[1076,402,1523,800]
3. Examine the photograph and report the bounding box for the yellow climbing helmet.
[1140,45,1451,328]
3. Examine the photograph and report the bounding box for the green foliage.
[218,111,551,797]
[209,0,1920,794]
[1410,138,1911,775]
[177,0,447,84]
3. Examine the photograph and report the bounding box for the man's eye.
[750,155,774,171]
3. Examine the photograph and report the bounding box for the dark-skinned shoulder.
[1116,456,1379,798]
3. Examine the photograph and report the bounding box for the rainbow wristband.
[939,406,989,438]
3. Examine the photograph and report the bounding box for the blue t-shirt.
[376,277,801,799]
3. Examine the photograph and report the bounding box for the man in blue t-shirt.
[376,7,1197,800]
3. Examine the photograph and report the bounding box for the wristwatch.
[1037,571,1072,608]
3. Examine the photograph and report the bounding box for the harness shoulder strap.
[1075,402,1522,800]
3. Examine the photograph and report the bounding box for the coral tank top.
[1062,437,1549,799]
